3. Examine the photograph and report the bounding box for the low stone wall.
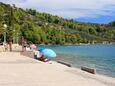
[57,61,72,67]
[81,66,96,74]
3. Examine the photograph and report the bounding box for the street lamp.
[3,24,7,44]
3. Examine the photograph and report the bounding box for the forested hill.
[0,2,115,44]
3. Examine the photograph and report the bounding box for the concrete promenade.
[0,52,115,86]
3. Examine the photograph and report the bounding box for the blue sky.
[0,0,115,24]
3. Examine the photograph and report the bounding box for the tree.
[0,2,115,44]
[88,27,97,35]
[109,21,115,26]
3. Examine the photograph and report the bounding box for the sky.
[0,0,115,24]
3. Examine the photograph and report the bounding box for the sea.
[38,44,115,78]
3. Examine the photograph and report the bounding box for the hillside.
[0,2,115,44]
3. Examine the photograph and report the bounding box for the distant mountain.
[0,2,115,44]
[74,15,115,24]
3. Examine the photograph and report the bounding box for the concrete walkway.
[0,52,115,86]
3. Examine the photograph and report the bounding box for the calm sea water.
[38,44,115,78]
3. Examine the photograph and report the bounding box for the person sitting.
[34,50,50,62]
[39,55,50,62]
[34,50,42,59]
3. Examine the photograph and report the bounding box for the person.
[34,50,42,59]
[22,38,27,52]
[34,50,50,62]
[39,55,50,62]
[30,44,37,51]
[9,41,12,52]
[3,42,8,51]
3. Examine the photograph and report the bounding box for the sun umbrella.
[38,48,45,52]
[39,48,56,58]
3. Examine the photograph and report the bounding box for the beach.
[40,45,115,77]
[0,45,115,86]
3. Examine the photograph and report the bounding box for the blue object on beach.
[38,48,45,52]
[40,48,56,58]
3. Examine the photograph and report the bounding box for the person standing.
[3,42,8,51]
[9,41,12,52]
[22,37,27,52]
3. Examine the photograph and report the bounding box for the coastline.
[0,45,115,86]
[21,49,115,78]
[39,42,115,46]
[39,44,115,78]
[53,54,115,78]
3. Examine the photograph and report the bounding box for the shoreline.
[39,44,115,78]
[46,60,115,86]
[25,51,115,78]
[0,45,115,86]
[0,51,115,86]
[38,42,115,46]
[21,50,115,79]
[1,44,115,78]
[54,59,115,78]
[66,66,115,86]
[53,56,115,78]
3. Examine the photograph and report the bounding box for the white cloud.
[0,0,115,19]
